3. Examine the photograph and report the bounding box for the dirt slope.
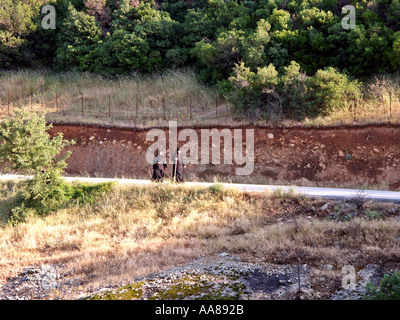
[49,123,400,190]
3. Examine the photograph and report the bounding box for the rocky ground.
[0,253,391,300]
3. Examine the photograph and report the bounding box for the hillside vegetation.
[1,0,399,123]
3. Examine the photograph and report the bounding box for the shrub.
[305,67,362,117]
[5,180,116,224]
[228,61,362,120]
[0,109,75,216]
[208,183,225,195]
[365,209,381,220]
[68,181,115,205]
[55,4,102,71]
[391,31,400,70]
[365,271,400,300]
[0,0,42,68]
[91,30,153,75]
[280,61,309,119]
[228,61,280,118]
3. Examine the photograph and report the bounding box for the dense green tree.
[347,23,394,76]
[161,0,208,22]
[0,110,75,215]
[268,8,292,31]
[0,0,45,67]
[91,29,156,74]
[387,0,400,30]
[391,31,400,69]
[109,1,184,69]
[182,0,249,48]
[55,4,102,71]
[297,7,335,29]
[242,19,271,69]
[1,0,398,76]
[192,28,246,83]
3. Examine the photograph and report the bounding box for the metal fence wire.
[0,88,399,126]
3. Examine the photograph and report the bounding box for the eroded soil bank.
[50,123,400,190]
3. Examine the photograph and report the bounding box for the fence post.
[81,92,84,116]
[136,92,139,120]
[30,91,33,112]
[108,94,111,118]
[7,89,10,115]
[389,91,392,120]
[55,91,58,112]
[215,94,218,118]
[189,95,192,121]
[353,94,357,122]
[162,94,166,120]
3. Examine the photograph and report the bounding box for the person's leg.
[177,171,184,183]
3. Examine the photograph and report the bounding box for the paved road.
[1,174,400,202]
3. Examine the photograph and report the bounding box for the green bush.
[68,181,115,205]
[391,31,400,70]
[364,209,381,220]
[0,109,75,218]
[0,0,42,68]
[8,203,37,225]
[228,61,362,120]
[306,67,361,117]
[280,60,309,119]
[1,0,398,77]
[91,30,153,75]
[55,3,102,71]
[208,183,225,195]
[365,271,400,300]
[5,180,115,224]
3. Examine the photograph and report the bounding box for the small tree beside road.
[0,109,75,218]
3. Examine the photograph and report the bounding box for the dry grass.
[297,74,400,127]
[199,174,392,191]
[1,181,400,297]
[220,216,400,266]
[0,69,230,128]
[1,70,400,128]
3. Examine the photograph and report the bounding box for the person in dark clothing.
[172,148,185,183]
[151,149,167,182]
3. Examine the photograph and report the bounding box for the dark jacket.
[152,155,167,182]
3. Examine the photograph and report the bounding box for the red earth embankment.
[49,123,400,190]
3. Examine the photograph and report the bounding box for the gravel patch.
[1,254,396,300]
[83,254,315,300]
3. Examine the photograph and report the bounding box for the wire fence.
[1,87,400,127]
[326,94,400,125]
[0,87,227,127]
